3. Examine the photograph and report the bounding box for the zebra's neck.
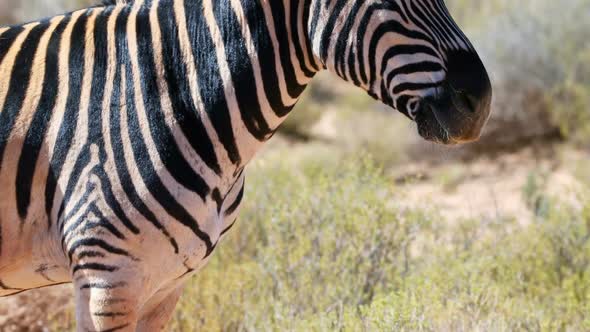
[148,0,325,175]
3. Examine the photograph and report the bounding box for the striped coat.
[0,0,491,330]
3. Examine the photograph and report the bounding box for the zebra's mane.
[100,0,131,6]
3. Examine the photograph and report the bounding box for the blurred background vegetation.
[0,0,589,331]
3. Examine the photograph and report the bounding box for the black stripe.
[392,81,443,95]
[93,166,141,236]
[62,202,127,246]
[333,0,363,80]
[385,61,444,89]
[0,26,24,65]
[45,12,90,225]
[80,281,127,290]
[434,0,470,48]
[72,263,118,274]
[86,8,141,236]
[134,4,211,198]
[301,0,319,71]
[289,0,315,77]
[93,312,128,317]
[16,16,70,222]
[77,250,106,259]
[211,188,223,213]
[399,1,441,52]
[355,3,381,85]
[62,181,95,223]
[156,2,222,176]
[319,0,347,63]
[380,79,394,107]
[88,8,110,142]
[57,148,92,228]
[425,1,461,50]
[240,0,292,117]
[135,7,210,199]
[220,218,237,237]
[224,182,244,216]
[98,323,131,332]
[123,60,213,255]
[84,203,126,239]
[367,21,435,89]
[411,1,451,50]
[308,0,323,56]
[212,0,271,140]
[0,23,47,171]
[121,25,213,256]
[184,0,241,165]
[108,7,178,253]
[268,0,307,98]
[68,238,129,261]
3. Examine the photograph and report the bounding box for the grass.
[163,151,590,331]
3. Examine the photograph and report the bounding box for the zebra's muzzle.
[415,85,492,144]
[415,51,492,145]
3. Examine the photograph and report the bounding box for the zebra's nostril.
[453,90,477,113]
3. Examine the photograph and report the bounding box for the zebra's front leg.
[73,262,144,332]
[137,284,184,331]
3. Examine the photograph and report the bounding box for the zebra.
[0,0,491,330]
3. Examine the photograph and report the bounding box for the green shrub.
[356,188,590,332]
[170,155,435,331]
[165,153,590,331]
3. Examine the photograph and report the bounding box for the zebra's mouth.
[415,103,459,145]
[414,93,487,145]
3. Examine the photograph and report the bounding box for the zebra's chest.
[101,164,246,276]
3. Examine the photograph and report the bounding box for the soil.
[0,284,73,331]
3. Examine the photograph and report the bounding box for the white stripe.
[0,23,39,114]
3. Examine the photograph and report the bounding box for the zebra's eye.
[407,99,419,118]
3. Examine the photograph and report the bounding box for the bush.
[164,153,590,331]
[449,0,590,147]
[362,193,590,331]
[170,154,434,331]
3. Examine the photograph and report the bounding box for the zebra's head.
[309,0,492,144]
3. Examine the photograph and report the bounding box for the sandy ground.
[0,284,73,331]
[392,145,586,225]
[0,144,587,331]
